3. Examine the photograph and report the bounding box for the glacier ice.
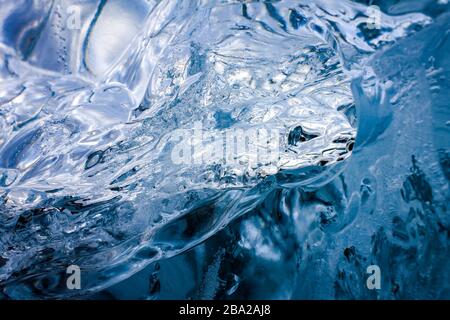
[0,0,448,299]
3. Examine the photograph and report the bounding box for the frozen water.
[0,0,448,299]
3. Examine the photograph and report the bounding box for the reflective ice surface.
[0,0,448,299]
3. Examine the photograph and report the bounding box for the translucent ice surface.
[0,0,448,299]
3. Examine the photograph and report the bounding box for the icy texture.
[0,0,448,299]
